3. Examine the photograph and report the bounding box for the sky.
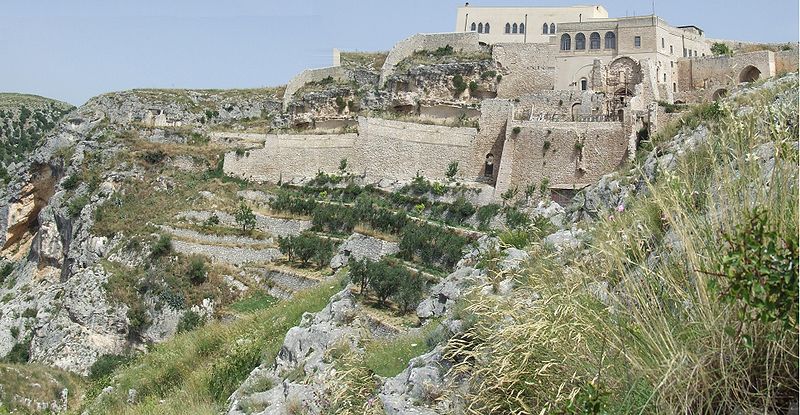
[1,0,797,105]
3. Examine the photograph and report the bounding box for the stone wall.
[492,43,555,97]
[223,133,357,182]
[676,50,775,100]
[495,120,627,199]
[283,66,352,108]
[380,32,482,84]
[776,50,799,75]
[352,116,478,181]
[513,90,609,121]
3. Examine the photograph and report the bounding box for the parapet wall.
[513,90,608,121]
[776,50,799,75]
[380,32,481,84]
[492,43,555,98]
[223,117,480,184]
[223,133,357,182]
[283,66,352,108]
[353,116,478,181]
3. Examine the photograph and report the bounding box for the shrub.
[278,232,334,269]
[311,204,356,234]
[335,96,346,113]
[187,256,208,285]
[176,310,205,333]
[348,257,372,294]
[4,336,31,363]
[0,262,13,285]
[504,207,531,230]
[710,208,798,330]
[338,158,348,173]
[90,354,130,380]
[234,203,257,233]
[368,259,409,307]
[480,70,497,80]
[468,81,479,93]
[141,149,167,164]
[67,194,89,217]
[399,223,468,269]
[476,203,501,230]
[127,302,150,337]
[447,197,476,225]
[543,140,551,153]
[711,42,733,56]
[445,160,459,180]
[151,234,173,258]
[496,74,503,82]
[512,126,521,134]
[432,44,454,56]
[202,213,220,228]
[62,174,80,190]
[452,75,468,95]
[500,187,519,205]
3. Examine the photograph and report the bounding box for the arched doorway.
[739,66,761,83]
[712,88,728,101]
[484,153,494,178]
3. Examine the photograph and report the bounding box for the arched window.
[519,23,525,34]
[470,22,476,31]
[589,32,600,49]
[505,23,511,34]
[604,31,616,49]
[580,78,588,90]
[543,23,549,34]
[512,23,518,34]
[484,23,490,33]
[478,22,483,33]
[550,23,556,34]
[560,34,571,50]
[575,33,586,50]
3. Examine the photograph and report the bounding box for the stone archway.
[607,57,642,95]
[712,88,728,101]
[739,65,761,83]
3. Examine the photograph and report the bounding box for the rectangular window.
[670,61,674,68]
[670,45,674,54]
[683,48,687,57]
[661,38,665,48]
[673,83,677,92]
[694,50,698,57]
[634,36,641,48]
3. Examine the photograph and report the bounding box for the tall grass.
[81,273,345,415]
[445,77,799,414]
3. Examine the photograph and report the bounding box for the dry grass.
[445,76,799,414]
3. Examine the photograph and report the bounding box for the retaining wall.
[380,32,481,84]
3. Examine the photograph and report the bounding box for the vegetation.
[711,42,733,56]
[348,257,425,312]
[444,77,799,413]
[277,232,335,269]
[233,202,257,233]
[83,273,345,414]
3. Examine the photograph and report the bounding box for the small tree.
[711,42,733,56]
[338,158,348,173]
[277,235,295,262]
[369,260,405,307]
[393,271,425,313]
[151,234,173,259]
[524,182,537,202]
[445,161,459,181]
[500,187,519,206]
[348,257,371,294]
[234,202,257,233]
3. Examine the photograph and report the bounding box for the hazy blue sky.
[1,0,797,105]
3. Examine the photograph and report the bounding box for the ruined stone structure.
[219,3,788,203]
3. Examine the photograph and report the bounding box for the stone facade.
[493,43,555,97]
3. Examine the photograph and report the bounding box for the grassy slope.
[442,77,799,414]
[82,272,346,415]
[0,363,87,414]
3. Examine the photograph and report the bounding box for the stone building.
[455,4,609,45]
[220,3,790,205]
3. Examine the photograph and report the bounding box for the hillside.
[0,35,795,415]
[0,72,786,414]
[0,93,73,180]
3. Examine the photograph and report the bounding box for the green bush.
[504,207,531,230]
[711,42,733,56]
[399,223,468,269]
[468,81,479,93]
[432,44,454,56]
[445,161,459,180]
[453,75,468,95]
[393,271,425,313]
[187,256,207,285]
[476,204,501,230]
[176,310,205,333]
[311,204,356,234]
[67,194,89,217]
[62,174,80,190]
[0,262,13,284]
[141,149,167,164]
[3,336,31,363]
[90,354,131,380]
[277,232,334,269]
[151,234,173,258]
[711,208,798,330]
